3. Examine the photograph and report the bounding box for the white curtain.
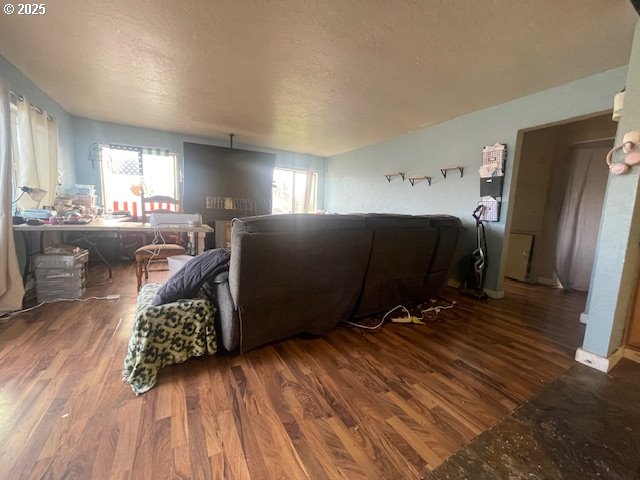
[303,168,315,213]
[555,140,611,292]
[0,76,25,313]
[13,96,58,209]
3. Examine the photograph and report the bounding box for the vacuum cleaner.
[462,205,488,299]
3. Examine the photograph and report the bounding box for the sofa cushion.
[362,213,432,229]
[423,215,462,297]
[206,271,240,352]
[354,214,438,318]
[233,213,366,233]
[229,222,373,352]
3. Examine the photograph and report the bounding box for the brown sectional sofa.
[214,213,461,353]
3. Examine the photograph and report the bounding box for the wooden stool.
[135,244,186,291]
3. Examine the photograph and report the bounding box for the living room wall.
[72,117,326,210]
[324,66,627,295]
[0,54,326,209]
[0,55,76,188]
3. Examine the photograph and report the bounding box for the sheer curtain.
[0,76,25,313]
[13,96,58,209]
[303,168,315,213]
[555,140,611,292]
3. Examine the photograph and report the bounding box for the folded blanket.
[152,248,230,306]
[123,283,217,394]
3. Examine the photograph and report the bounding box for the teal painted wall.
[72,117,326,209]
[0,55,76,188]
[325,66,628,293]
[582,20,640,357]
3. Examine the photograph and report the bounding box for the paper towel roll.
[613,91,625,121]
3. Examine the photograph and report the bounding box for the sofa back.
[229,214,373,352]
[353,214,438,318]
[225,213,462,352]
[421,215,462,297]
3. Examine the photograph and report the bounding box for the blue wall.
[0,55,76,187]
[583,20,640,358]
[72,117,326,209]
[325,66,628,293]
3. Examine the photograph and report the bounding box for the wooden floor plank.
[0,263,587,479]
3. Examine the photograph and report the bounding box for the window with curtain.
[99,144,178,214]
[10,95,59,210]
[272,167,318,214]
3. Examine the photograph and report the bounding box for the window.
[272,167,318,214]
[10,95,59,210]
[99,144,178,214]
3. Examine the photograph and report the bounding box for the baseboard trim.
[575,347,624,372]
[537,276,559,286]
[622,346,640,364]
[483,288,504,299]
[445,279,503,299]
[579,312,588,325]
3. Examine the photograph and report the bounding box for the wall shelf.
[408,176,432,186]
[384,172,406,182]
[440,166,464,178]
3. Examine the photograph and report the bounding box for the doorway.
[504,113,616,293]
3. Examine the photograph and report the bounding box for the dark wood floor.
[0,264,587,479]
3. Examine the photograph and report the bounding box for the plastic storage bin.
[35,248,89,302]
[167,255,194,277]
[33,250,89,269]
[36,266,87,302]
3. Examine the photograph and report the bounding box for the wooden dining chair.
[135,194,186,291]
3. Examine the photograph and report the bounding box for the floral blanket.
[123,283,217,394]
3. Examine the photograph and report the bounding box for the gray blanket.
[152,248,230,305]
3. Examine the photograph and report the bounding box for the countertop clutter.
[14,183,99,226]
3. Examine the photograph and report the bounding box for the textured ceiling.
[0,1,636,157]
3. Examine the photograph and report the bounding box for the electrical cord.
[344,304,411,330]
[140,224,164,272]
[0,294,130,319]
[142,222,189,273]
[421,302,456,316]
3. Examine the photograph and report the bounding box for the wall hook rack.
[408,176,432,186]
[440,167,464,178]
[384,172,406,182]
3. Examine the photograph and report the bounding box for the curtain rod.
[9,89,55,123]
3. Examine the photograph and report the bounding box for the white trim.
[579,312,588,324]
[575,347,624,372]
[622,346,640,364]
[444,279,503,298]
[483,288,504,299]
[447,278,462,288]
[537,276,560,286]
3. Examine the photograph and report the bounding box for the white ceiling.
[0,1,636,157]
